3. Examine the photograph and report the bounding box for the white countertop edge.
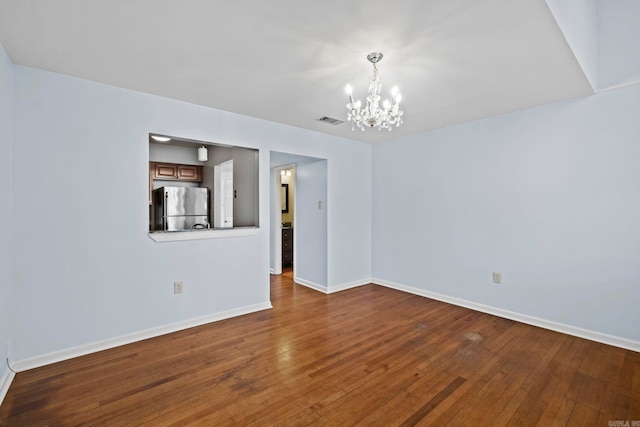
[149,227,259,242]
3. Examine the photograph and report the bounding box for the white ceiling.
[0,0,594,143]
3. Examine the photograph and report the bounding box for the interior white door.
[223,177,233,227]
[214,160,233,228]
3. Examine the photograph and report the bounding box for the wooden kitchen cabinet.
[152,162,203,182]
[176,164,202,181]
[154,163,178,179]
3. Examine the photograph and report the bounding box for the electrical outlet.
[492,272,502,284]
[318,200,323,209]
[174,281,184,294]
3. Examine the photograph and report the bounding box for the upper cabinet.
[154,163,178,179]
[152,162,203,182]
[176,164,202,181]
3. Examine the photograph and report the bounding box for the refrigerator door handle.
[164,191,169,231]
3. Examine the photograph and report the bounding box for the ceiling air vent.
[318,116,344,125]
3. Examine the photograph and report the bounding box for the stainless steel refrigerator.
[153,186,210,231]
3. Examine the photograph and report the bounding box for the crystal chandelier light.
[345,52,404,131]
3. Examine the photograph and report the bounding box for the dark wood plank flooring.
[1,270,639,425]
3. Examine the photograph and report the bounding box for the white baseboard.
[0,366,15,407]
[11,301,273,372]
[293,277,370,294]
[294,276,327,293]
[327,278,371,294]
[373,278,640,353]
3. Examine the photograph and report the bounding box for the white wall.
[327,143,372,288]
[231,147,259,227]
[0,42,13,394]
[372,84,640,343]
[597,0,640,90]
[11,66,372,363]
[295,160,328,289]
[149,142,203,165]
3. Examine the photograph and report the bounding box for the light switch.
[174,281,184,294]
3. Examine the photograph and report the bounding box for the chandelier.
[345,52,404,131]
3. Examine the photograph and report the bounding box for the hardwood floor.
[1,271,639,426]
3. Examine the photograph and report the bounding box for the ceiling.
[0,0,594,143]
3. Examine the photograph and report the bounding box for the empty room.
[0,0,638,425]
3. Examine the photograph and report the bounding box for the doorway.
[270,151,328,292]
